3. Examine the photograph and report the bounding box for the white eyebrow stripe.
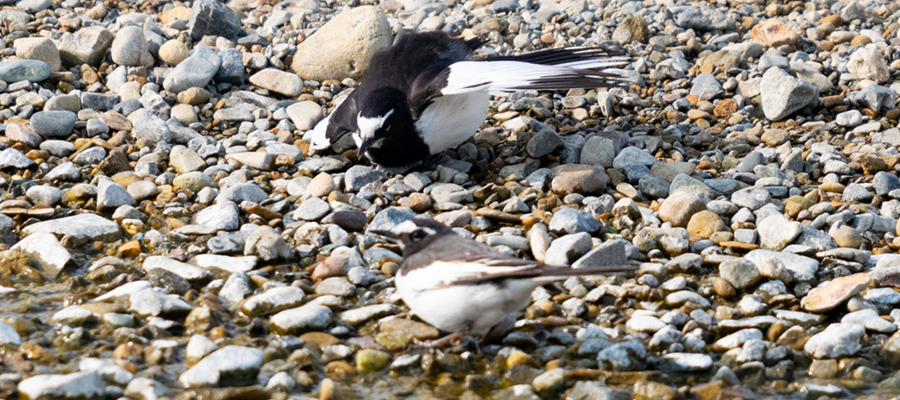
[391,220,419,234]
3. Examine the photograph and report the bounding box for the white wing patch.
[415,91,488,155]
[403,261,540,291]
[309,113,333,150]
[443,58,629,96]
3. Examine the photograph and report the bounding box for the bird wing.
[405,253,636,290]
[309,89,360,150]
[407,47,629,117]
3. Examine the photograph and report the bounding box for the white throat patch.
[355,109,394,147]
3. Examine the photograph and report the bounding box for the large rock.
[54,26,114,66]
[14,37,60,71]
[22,213,121,242]
[760,67,818,121]
[848,45,889,83]
[12,232,71,279]
[290,6,392,81]
[188,0,245,40]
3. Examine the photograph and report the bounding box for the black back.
[324,32,483,150]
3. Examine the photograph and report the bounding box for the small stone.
[612,14,649,44]
[551,165,608,194]
[751,19,799,47]
[241,287,306,317]
[270,304,334,335]
[848,45,889,83]
[544,232,592,265]
[526,129,564,158]
[759,66,819,121]
[804,323,865,359]
[757,214,801,251]
[719,259,761,291]
[12,232,71,279]
[55,26,114,66]
[188,0,245,40]
[30,111,77,138]
[250,68,303,97]
[0,60,51,82]
[97,179,136,210]
[178,346,263,388]
[356,349,390,372]
[244,226,293,262]
[169,145,206,173]
[687,210,721,239]
[18,372,105,400]
[287,101,324,131]
[158,39,191,66]
[548,207,599,234]
[111,26,152,67]
[659,192,707,227]
[801,273,871,313]
[163,44,221,93]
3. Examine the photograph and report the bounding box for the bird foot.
[420,331,467,348]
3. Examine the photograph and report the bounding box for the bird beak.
[357,138,373,160]
[370,229,397,240]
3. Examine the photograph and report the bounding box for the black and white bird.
[309,31,629,167]
[372,219,636,341]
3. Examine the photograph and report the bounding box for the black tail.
[484,46,627,66]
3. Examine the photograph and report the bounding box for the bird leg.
[421,331,467,348]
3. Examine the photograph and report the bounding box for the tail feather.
[529,264,638,283]
[485,46,627,66]
[442,59,631,96]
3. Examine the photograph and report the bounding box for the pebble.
[0,0,899,396]
[0,60,50,82]
[801,273,871,313]
[18,372,105,400]
[178,346,263,388]
[163,44,220,93]
[804,323,865,359]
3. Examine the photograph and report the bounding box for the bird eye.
[410,230,427,241]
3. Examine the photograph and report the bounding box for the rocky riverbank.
[2,0,900,399]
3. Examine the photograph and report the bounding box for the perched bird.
[372,219,636,342]
[310,31,629,167]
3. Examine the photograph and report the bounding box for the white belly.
[414,92,489,155]
[395,276,536,334]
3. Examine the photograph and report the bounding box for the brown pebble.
[713,277,736,298]
[114,342,143,362]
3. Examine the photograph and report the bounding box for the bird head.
[355,88,409,159]
[371,219,453,256]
